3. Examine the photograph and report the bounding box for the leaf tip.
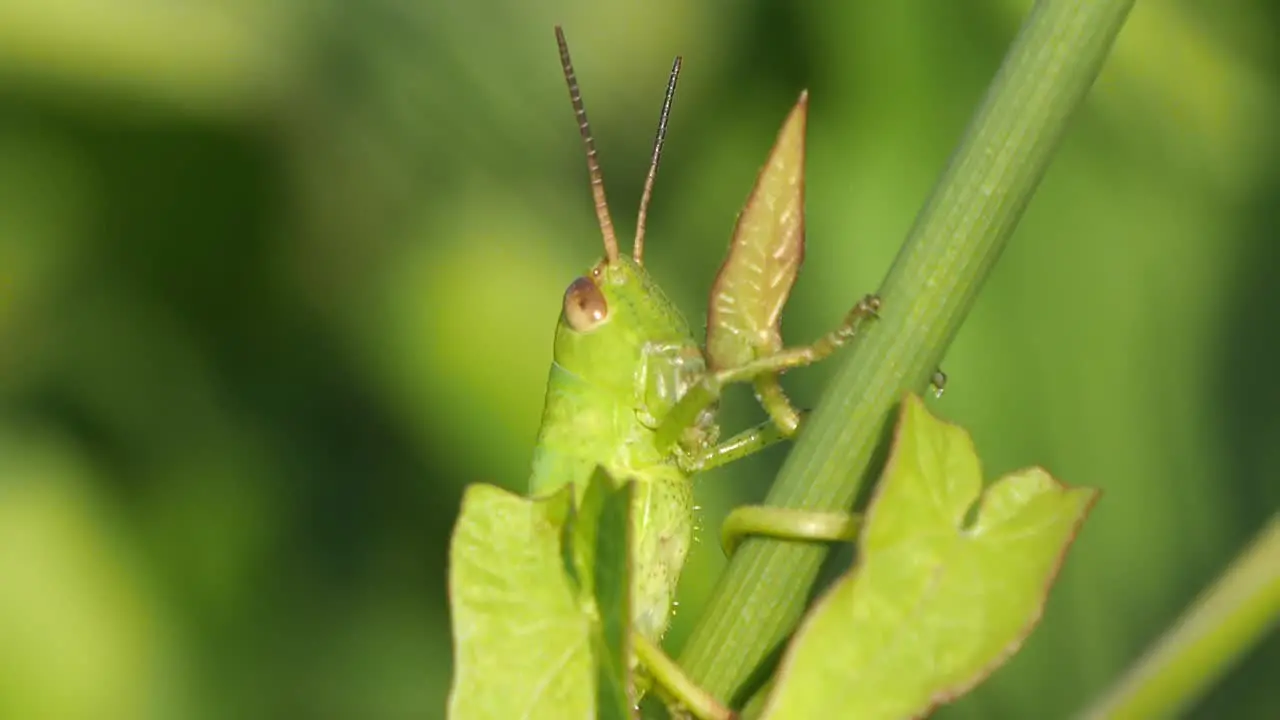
[784,90,809,135]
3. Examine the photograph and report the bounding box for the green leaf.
[448,471,640,720]
[705,92,809,372]
[759,394,1099,720]
[584,470,636,720]
[567,470,607,597]
[447,483,593,720]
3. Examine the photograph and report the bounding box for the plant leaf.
[705,91,809,371]
[572,468,636,720]
[447,483,593,720]
[759,394,1100,720]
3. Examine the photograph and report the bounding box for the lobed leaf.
[447,484,592,720]
[760,394,1099,719]
[448,471,639,720]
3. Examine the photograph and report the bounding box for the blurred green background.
[0,0,1276,718]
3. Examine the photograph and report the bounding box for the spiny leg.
[633,631,734,720]
[656,294,881,452]
[676,418,795,474]
[753,374,801,437]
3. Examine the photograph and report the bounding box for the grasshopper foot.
[833,293,882,343]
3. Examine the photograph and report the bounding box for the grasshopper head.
[551,255,696,396]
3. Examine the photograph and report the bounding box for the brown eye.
[563,276,609,331]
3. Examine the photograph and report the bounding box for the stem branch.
[1081,515,1280,719]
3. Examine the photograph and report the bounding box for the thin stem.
[1081,515,1280,719]
[720,507,861,557]
[677,0,1136,704]
[633,632,734,720]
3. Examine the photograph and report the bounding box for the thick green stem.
[677,0,1136,704]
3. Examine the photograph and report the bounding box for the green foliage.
[447,484,591,719]
[584,474,636,720]
[759,395,1097,719]
[448,470,636,720]
[1,0,1278,717]
[0,431,186,719]
[447,397,1100,718]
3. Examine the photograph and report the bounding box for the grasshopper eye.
[563,276,609,331]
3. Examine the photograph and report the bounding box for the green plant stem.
[676,0,1135,704]
[1081,515,1280,719]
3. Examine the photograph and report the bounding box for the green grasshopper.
[532,26,880,649]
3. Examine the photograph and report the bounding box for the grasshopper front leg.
[661,298,880,559]
[656,293,882,453]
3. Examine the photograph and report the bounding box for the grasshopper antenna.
[555,26,620,264]
[633,55,681,265]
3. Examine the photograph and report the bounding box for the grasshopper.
[532,26,880,649]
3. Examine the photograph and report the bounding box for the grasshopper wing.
[706,92,810,371]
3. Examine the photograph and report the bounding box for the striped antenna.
[633,55,682,265]
[554,26,620,264]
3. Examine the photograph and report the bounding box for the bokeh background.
[0,0,1276,718]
